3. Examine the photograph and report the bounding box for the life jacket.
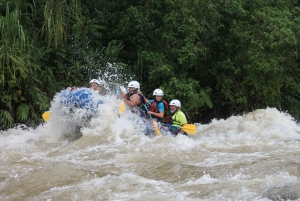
[149,100,168,121]
[163,113,173,124]
[163,110,189,125]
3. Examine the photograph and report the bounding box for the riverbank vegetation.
[1,0,300,130]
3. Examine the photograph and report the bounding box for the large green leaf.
[200,89,213,109]
[16,104,30,122]
[0,110,13,129]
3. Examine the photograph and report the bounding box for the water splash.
[1,106,300,200]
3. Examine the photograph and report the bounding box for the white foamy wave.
[2,105,300,200]
[195,108,300,149]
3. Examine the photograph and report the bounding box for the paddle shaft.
[143,104,162,136]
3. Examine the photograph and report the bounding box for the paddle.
[180,124,196,134]
[117,86,125,116]
[42,111,51,122]
[164,124,197,134]
[119,101,125,115]
[143,104,162,136]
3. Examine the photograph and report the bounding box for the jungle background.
[1,0,300,130]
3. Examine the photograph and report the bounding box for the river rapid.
[1,94,300,201]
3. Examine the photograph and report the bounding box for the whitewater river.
[1,95,300,200]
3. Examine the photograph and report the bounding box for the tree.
[0,1,48,129]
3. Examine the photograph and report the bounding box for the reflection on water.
[1,101,300,200]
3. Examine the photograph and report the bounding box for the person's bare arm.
[148,111,164,119]
[123,94,141,107]
[95,87,105,95]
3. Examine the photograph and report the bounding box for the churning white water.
[1,93,300,200]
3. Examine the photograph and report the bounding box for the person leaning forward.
[117,81,148,117]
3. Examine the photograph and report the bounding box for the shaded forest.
[1,0,300,130]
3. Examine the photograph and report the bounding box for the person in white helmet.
[117,81,147,113]
[147,89,168,122]
[161,99,187,136]
[89,79,105,95]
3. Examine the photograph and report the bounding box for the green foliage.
[207,0,300,115]
[2,0,300,130]
[200,89,213,109]
[16,104,29,121]
[42,0,82,48]
[0,110,14,129]
[114,0,217,120]
[0,1,49,130]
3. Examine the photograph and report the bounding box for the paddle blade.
[42,111,51,122]
[181,124,196,134]
[119,101,125,115]
[152,121,162,136]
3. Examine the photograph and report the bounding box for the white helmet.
[169,99,181,108]
[89,79,100,85]
[128,81,140,89]
[153,89,164,96]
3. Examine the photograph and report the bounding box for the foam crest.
[198,108,300,144]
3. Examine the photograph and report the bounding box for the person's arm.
[119,87,125,98]
[96,87,105,95]
[123,94,141,107]
[177,111,187,134]
[149,111,164,119]
[178,111,187,125]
